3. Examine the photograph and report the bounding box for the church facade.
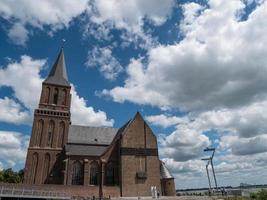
[23,49,175,197]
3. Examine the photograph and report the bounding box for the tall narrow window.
[43,153,50,183]
[44,87,50,103]
[32,153,38,184]
[90,161,99,185]
[61,89,67,105]
[35,120,44,146]
[57,122,65,147]
[47,121,54,147]
[105,162,115,185]
[72,161,83,185]
[53,88,59,104]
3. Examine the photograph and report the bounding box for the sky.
[0,0,267,189]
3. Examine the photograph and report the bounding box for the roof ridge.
[70,124,118,129]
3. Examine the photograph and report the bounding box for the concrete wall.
[0,183,120,198]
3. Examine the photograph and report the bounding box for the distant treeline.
[176,184,267,192]
[0,168,24,183]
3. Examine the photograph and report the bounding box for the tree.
[256,189,267,200]
[0,168,24,183]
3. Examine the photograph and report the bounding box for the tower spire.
[44,48,70,86]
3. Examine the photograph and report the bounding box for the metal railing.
[0,185,70,199]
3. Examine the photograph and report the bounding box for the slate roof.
[44,48,70,86]
[65,144,108,156]
[68,125,119,145]
[160,161,174,179]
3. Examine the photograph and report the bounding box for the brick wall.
[161,178,176,196]
[120,113,161,197]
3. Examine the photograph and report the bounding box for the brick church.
[23,48,175,197]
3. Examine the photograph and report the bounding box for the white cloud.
[0,0,90,45]
[0,97,31,124]
[71,85,114,126]
[7,23,29,46]
[102,0,267,111]
[146,114,189,128]
[86,46,123,80]
[0,55,114,127]
[85,0,175,48]
[220,134,267,156]
[159,124,210,161]
[0,55,45,110]
[0,131,29,168]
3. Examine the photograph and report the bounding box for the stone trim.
[120,148,158,156]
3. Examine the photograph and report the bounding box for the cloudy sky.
[1,0,267,189]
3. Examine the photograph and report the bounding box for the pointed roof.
[160,161,174,179]
[44,48,70,86]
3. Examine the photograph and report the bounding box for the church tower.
[24,48,71,184]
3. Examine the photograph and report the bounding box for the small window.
[47,121,54,147]
[62,89,67,105]
[53,88,59,104]
[44,87,50,103]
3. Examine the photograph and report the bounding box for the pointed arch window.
[32,153,38,184]
[57,122,65,148]
[72,161,83,185]
[43,153,50,183]
[105,162,116,185]
[47,121,54,147]
[53,88,59,104]
[90,161,99,185]
[44,87,50,104]
[61,89,67,105]
[35,120,44,146]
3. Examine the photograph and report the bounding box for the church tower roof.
[44,48,70,86]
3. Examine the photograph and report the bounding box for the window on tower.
[35,119,44,147]
[62,89,67,105]
[57,122,65,148]
[53,88,59,104]
[47,121,54,147]
[44,87,50,103]
[43,153,50,183]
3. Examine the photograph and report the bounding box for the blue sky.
[1,0,267,189]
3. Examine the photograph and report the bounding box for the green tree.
[256,189,267,200]
[0,168,24,183]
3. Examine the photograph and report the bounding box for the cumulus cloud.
[0,0,90,45]
[102,0,267,111]
[159,129,210,161]
[71,85,114,126]
[0,131,29,168]
[100,1,267,182]
[7,23,29,46]
[86,46,123,80]
[85,0,175,48]
[146,114,189,128]
[0,97,31,124]
[150,99,267,159]
[0,55,114,126]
